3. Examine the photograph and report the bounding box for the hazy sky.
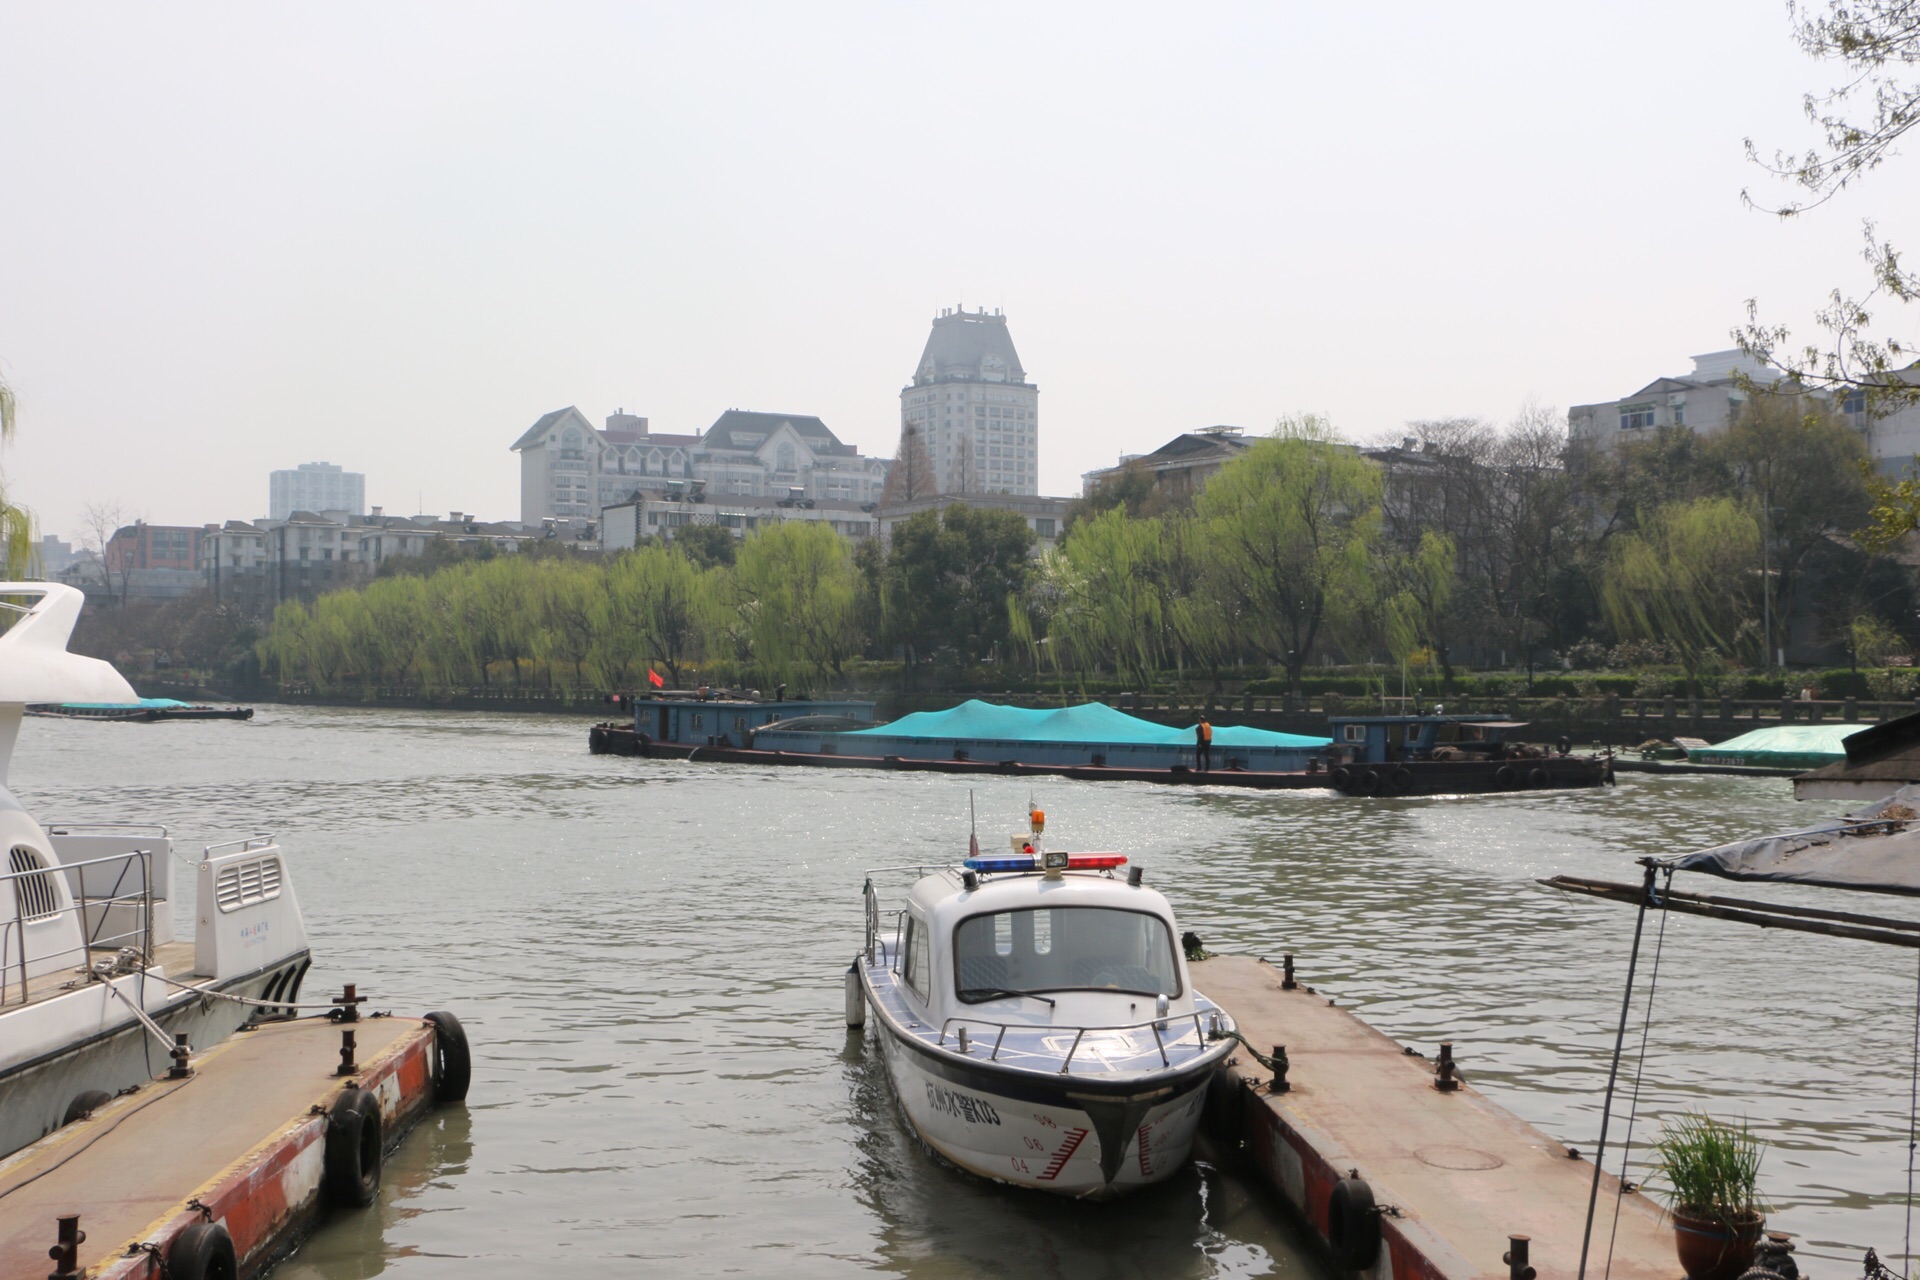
[5,2,1917,543]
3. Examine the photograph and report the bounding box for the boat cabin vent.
[8,846,61,921]
[214,856,284,913]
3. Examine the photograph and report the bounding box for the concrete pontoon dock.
[1196,956,1676,1280]
[0,1013,446,1279]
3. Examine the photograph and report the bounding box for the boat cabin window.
[953,908,1179,1000]
[1341,724,1366,743]
[903,915,932,1001]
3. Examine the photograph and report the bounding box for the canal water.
[12,705,1919,1277]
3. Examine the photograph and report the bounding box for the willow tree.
[734,520,860,683]
[1376,530,1458,685]
[256,598,349,690]
[1600,497,1763,695]
[1037,507,1169,685]
[598,544,716,686]
[1707,393,1869,660]
[359,574,435,689]
[535,559,601,689]
[1193,420,1384,693]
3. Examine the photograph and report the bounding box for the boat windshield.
[953,907,1180,1000]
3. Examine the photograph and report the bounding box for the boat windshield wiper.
[957,987,1057,1007]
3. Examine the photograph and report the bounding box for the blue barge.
[587,697,1610,794]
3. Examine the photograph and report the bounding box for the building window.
[1844,389,1867,416]
[1619,404,1655,431]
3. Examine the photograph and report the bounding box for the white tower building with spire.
[899,307,1039,496]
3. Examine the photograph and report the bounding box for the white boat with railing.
[848,810,1237,1198]
[0,583,312,1159]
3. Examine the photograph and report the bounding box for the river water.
[12,705,1920,1278]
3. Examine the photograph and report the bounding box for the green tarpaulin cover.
[844,699,1330,748]
[1687,723,1869,770]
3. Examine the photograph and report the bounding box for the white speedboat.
[0,583,312,1159]
[850,811,1236,1198]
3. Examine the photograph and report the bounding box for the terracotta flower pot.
[1672,1209,1765,1280]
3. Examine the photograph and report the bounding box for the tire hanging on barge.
[1326,1172,1383,1270]
[168,1221,239,1280]
[324,1087,383,1208]
[425,1010,472,1102]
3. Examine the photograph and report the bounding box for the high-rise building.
[899,307,1039,496]
[269,462,365,520]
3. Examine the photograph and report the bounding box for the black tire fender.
[1326,1171,1382,1270]
[635,732,653,758]
[425,1010,472,1103]
[324,1087,383,1208]
[1494,764,1516,789]
[168,1220,239,1280]
[1390,767,1413,793]
[1356,768,1381,794]
[63,1089,114,1125]
[1528,768,1549,789]
[1330,765,1353,791]
[588,725,609,754]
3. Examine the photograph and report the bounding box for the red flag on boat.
[647,669,664,688]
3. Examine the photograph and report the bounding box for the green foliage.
[1066,461,1185,530]
[0,370,32,578]
[878,505,1035,670]
[1815,668,1872,698]
[601,545,719,685]
[1653,1113,1765,1226]
[1600,498,1762,694]
[1194,425,1385,691]
[1037,508,1172,685]
[734,521,861,682]
[673,522,737,569]
[1851,612,1907,667]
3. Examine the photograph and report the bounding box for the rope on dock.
[140,968,381,1014]
[1207,1026,1287,1076]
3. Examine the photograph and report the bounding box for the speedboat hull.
[860,955,1224,1198]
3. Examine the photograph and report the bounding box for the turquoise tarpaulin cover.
[842,699,1330,748]
[1687,723,1867,770]
[59,698,193,710]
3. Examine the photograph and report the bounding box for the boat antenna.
[968,790,979,859]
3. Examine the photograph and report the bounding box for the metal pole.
[1578,861,1657,1280]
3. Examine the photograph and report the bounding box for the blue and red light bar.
[963,853,1128,872]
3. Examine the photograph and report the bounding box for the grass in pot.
[1653,1112,1767,1280]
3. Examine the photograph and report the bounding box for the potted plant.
[1653,1112,1768,1280]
